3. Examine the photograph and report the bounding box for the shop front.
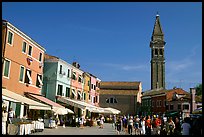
[2,88,52,135]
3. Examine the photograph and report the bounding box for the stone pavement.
[30,123,128,135]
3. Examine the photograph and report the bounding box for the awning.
[56,96,97,111]
[2,95,20,103]
[2,89,51,110]
[28,94,64,108]
[27,94,72,114]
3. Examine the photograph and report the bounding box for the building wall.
[89,75,97,106]
[71,66,84,100]
[42,60,72,102]
[83,73,91,103]
[2,21,45,96]
[99,94,137,115]
[151,95,166,114]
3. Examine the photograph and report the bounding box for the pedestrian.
[8,108,15,124]
[79,115,84,128]
[113,114,116,130]
[99,115,105,129]
[127,116,133,135]
[122,115,127,132]
[2,108,8,135]
[154,115,162,135]
[174,117,181,135]
[145,115,152,135]
[181,117,191,135]
[116,117,122,135]
[140,116,146,135]
[166,117,175,135]
[134,115,140,135]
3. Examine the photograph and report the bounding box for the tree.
[195,84,202,96]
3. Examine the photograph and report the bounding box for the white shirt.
[181,122,191,135]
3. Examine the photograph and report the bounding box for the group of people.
[2,107,16,135]
[111,114,201,135]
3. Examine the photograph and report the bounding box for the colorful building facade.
[2,20,48,118]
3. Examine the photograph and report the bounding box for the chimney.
[190,88,196,113]
[72,62,80,69]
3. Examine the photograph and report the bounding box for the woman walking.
[128,116,134,135]
[140,116,146,135]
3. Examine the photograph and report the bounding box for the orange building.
[2,20,45,96]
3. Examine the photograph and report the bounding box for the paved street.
[30,123,127,135]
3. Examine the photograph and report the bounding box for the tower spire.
[152,12,163,38]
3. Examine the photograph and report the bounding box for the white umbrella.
[53,107,74,115]
[103,107,121,114]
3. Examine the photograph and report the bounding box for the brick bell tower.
[150,13,166,90]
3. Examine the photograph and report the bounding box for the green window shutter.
[4,60,10,77]
[19,66,24,81]
[8,32,13,44]
[22,42,26,53]
[84,93,86,100]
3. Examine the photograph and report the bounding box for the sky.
[2,2,202,92]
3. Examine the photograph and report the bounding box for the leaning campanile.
[150,13,166,90]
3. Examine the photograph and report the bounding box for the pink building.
[88,73,100,107]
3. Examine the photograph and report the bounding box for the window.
[77,91,82,100]
[57,84,63,96]
[36,74,43,88]
[3,59,11,77]
[114,98,117,103]
[160,100,162,107]
[95,96,98,103]
[159,49,163,56]
[178,104,181,110]
[28,45,32,56]
[94,85,96,90]
[170,104,174,110]
[22,42,27,53]
[59,65,62,74]
[78,75,82,83]
[152,101,154,107]
[166,104,169,110]
[71,89,76,99]
[88,94,91,100]
[155,49,158,56]
[183,104,189,110]
[39,53,42,62]
[19,66,25,82]
[7,31,14,45]
[66,87,70,97]
[72,72,76,80]
[106,97,117,104]
[88,81,90,87]
[67,69,70,77]
[91,84,93,89]
[24,69,32,84]
[157,100,159,107]
[110,98,113,103]
[83,92,86,100]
